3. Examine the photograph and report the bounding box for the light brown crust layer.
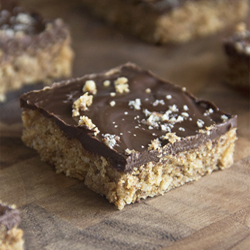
[81,0,249,44]
[22,109,237,210]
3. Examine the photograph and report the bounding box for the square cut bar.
[0,0,74,101]
[81,0,249,44]
[20,63,237,210]
[0,202,24,250]
[223,23,250,90]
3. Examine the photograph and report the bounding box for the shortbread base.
[22,109,237,210]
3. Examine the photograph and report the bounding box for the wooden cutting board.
[0,1,250,249]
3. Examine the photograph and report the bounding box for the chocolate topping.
[0,203,20,230]
[20,63,237,173]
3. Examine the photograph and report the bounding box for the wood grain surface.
[0,1,250,249]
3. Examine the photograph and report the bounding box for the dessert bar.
[0,0,74,101]
[0,202,24,250]
[224,23,250,90]
[20,63,237,210]
[81,0,248,44]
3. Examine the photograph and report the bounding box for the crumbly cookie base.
[22,109,237,210]
[0,226,24,250]
[225,56,250,90]
[81,0,248,44]
[0,36,73,102]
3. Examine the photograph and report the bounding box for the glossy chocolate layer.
[20,63,237,172]
[0,203,20,230]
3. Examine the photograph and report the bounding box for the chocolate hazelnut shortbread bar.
[224,23,250,90]
[0,0,74,101]
[81,0,248,44]
[20,63,237,210]
[0,202,24,250]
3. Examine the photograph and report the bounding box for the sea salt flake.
[169,104,179,112]
[181,112,189,117]
[103,80,111,87]
[197,119,205,128]
[110,101,116,106]
[221,115,229,122]
[128,98,141,110]
[153,100,165,106]
[161,124,171,132]
[143,109,152,117]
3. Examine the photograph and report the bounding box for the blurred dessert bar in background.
[20,63,237,210]
[80,0,249,44]
[224,23,250,90]
[0,201,24,250]
[0,0,74,102]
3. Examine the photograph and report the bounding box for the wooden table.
[1,1,250,249]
